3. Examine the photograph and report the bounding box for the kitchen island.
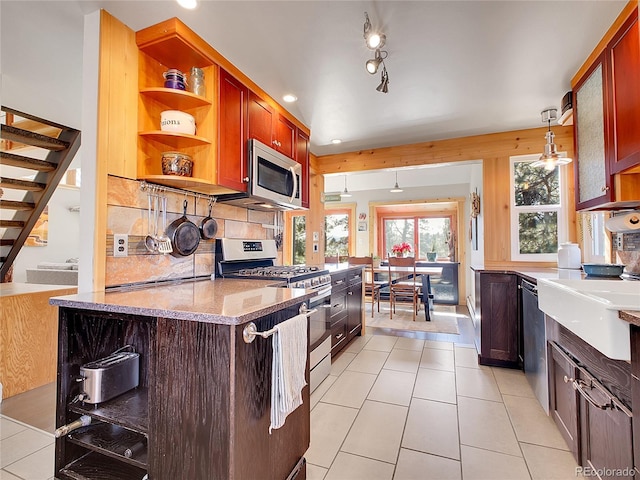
[49,278,316,480]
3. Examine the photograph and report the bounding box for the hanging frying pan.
[166,199,200,257]
[199,199,218,240]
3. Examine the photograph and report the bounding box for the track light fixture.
[363,12,386,49]
[390,171,403,193]
[376,65,389,93]
[363,12,390,93]
[531,108,572,171]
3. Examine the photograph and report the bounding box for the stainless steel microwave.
[248,139,301,210]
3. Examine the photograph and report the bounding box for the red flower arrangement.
[391,242,412,256]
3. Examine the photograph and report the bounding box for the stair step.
[1,124,69,151]
[0,239,15,247]
[0,177,46,191]
[0,220,25,228]
[0,199,35,211]
[0,152,57,171]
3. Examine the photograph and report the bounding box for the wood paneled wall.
[313,125,576,268]
[1,288,76,398]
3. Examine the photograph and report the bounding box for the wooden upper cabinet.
[248,91,296,158]
[607,9,640,174]
[218,69,249,193]
[296,129,310,208]
[248,91,274,147]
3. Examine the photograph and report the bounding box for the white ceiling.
[75,0,625,158]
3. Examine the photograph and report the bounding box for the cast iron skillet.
[166,200,200,257]
[200,201,218,240]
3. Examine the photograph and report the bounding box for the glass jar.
[557,243,581,269]
[188,67,205,96]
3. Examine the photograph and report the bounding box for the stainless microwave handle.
[290,165,298,204]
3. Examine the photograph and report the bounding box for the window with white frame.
[510,155,565,262]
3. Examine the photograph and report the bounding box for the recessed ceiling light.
[283,94,297,103]
[176,0,198,9]
[331,139,342,144]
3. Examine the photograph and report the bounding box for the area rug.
[365,304,460,334]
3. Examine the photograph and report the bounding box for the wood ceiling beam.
[311,125,574,174]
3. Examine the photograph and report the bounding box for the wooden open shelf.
[68,422,148,469]
[138,131,211,148]
[69,388,148,434]
[59,451,146,480]
[140,87,211,109]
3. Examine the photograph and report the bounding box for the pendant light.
[390,171,403,193]
[531,108,572,171]
[340,175,352,198]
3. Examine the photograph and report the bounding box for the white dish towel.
[270,313,308,434]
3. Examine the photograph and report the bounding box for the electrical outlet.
[614,233,623,250]
[114,234,128,257]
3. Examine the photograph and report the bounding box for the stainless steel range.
[215,238,332,392]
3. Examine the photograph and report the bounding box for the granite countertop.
[49,278,316,325]
[470,265,586,283]
[324,263,365,273]
[620,311,640,326]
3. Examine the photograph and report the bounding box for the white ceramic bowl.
[160,110,196,135]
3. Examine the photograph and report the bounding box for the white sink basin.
[537,278,640,361]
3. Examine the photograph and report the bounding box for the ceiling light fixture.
[331,139,342,144]
[363,12,390,93]
[376,65,389,94]
[282,94,297,103]
[340,175,352,198]
[390,171,403,193]
[363,12,386,50]
[176,0,198,9]
[531,108,572,171]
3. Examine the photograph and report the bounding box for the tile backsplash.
[105,176,279,287]
[616,231,640,274]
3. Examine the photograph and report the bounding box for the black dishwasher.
[522,278,549,414]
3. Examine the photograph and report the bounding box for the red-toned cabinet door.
[248,91,274,147]
[296,129,310,208]
[274,115,296,158]
[607,9,640,173]
[218,69,248,192]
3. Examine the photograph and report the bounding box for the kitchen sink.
[537,278,640,361]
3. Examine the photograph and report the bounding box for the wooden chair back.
[324,255,339,264]
[347,256,381,316]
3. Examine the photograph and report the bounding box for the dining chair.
[324,255,339,264]
[347,257,384,316]
[388,256,422,321]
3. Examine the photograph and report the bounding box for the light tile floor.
[0,311,579,480]
[307,331,580,480]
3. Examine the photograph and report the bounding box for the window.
[325,210,351,259]
[380,211,455,260]
[510,155,564,261]
[292,215,306,265]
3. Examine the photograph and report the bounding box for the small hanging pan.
[166,199,200,257]
[200,199,218,240]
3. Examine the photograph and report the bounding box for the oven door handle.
[309,286,332,304]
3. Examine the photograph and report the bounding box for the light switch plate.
[114,234,128,257]
[313,232,319,241]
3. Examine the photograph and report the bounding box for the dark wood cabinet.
[248,91,296,158]
[630,324,640,472]
[474,272,519,367]
[547,320,634,475]
[573,7,640,210]
[329,268,363,357]
[295,129,310,208]
[54,304,309,480]
[218,68,249,192]
[607,10,640,174]
[548,341,580,459]
[347,268,364,341]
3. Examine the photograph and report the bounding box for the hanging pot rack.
[139,181,217,204]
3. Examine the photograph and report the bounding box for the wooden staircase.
[0,106,81,282]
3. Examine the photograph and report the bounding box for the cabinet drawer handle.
[601,185,610,192]
[335,333,344,340]
[572,379,613,410]
[243,177,249,183]
[563,375,574,384]
[335,279,345,285]
[348,291,353,295]
[333,304,342,308]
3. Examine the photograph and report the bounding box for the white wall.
[2,1,89,285]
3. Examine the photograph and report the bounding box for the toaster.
[80,351,140,404]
